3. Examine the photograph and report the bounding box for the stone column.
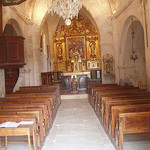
[144,2,150,91]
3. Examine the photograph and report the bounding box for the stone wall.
[111,0,149,89]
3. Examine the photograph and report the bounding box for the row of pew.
[88,83,150,150]
[0,84,61,150]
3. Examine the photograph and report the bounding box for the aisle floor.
[42,98,115,150]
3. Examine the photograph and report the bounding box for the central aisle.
[42,97,115,150]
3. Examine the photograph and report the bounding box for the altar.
[61,72,90,94]
[52,17,102,94]
[53,18,101,73]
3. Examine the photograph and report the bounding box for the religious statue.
[71,75,78,92]
[56,43,63,61]
[89,41,96,60]
[105,62,111,73]
[103,54,113,74]
[82,61,87,71]
[71,50,82,72]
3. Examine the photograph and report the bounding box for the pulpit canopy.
[2,0,26,6]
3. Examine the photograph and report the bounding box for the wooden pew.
[0,97,59,146]
[118,112,150,150]
[0,85,61,150]
[104,99,150,133]
[1,97,53,123]
[101,96,150,122]
[88,83,150,150]
[91,87,143,109]
[95,94,150,118]
[88,84,118,104]
[95,89,147,110]
[19,84,61,95]
[0,115,37,150]
[88,84,119,105]
[0,108,44,146]
[95,90,147,118]
[93,87,142,110]
[0,103,49,131]
[1,95,59,121]
[111,104,150,143]
[7,91,61,107]
[17,85,61,101]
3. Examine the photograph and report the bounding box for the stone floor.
[42,97,115,150]
[1,95,150,150]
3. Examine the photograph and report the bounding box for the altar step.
[61,94,88,99]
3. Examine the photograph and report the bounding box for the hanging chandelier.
[47,0,85,26]
[130,18,138,62]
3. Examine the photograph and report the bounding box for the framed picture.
[66,36,86,60]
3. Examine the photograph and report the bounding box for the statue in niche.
[89,41,96,60]
[105,62,111,73]
[56,44,63,61]
[82,61,87,71]
[103,54,113,75]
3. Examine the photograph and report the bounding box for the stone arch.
[4,18,23,36]
[119,15,146,87]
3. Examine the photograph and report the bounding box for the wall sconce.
[130,18,138,62]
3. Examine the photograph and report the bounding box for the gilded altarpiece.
[53,17,101,73]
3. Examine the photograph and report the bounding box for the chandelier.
[130,18,138,62]
[47,0,84,26]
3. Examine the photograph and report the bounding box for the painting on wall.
[66,36,85,60]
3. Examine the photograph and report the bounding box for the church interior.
[0,0,150,150]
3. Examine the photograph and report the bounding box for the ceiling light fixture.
[130,18,138,62]
[47,0,88,26]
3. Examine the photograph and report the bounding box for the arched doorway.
[119,16,146,87]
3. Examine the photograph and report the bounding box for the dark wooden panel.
[41,72,52,85]
[7,42,19,61]
[19,40,25,62]
[0,39,6,62]
[52,71,62,84]
[5,68,19,94]
[77,75,87,91]
[6,37,24,63]
[61,76,71,92]
[0,36,25,68]
[61,74,87,93]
